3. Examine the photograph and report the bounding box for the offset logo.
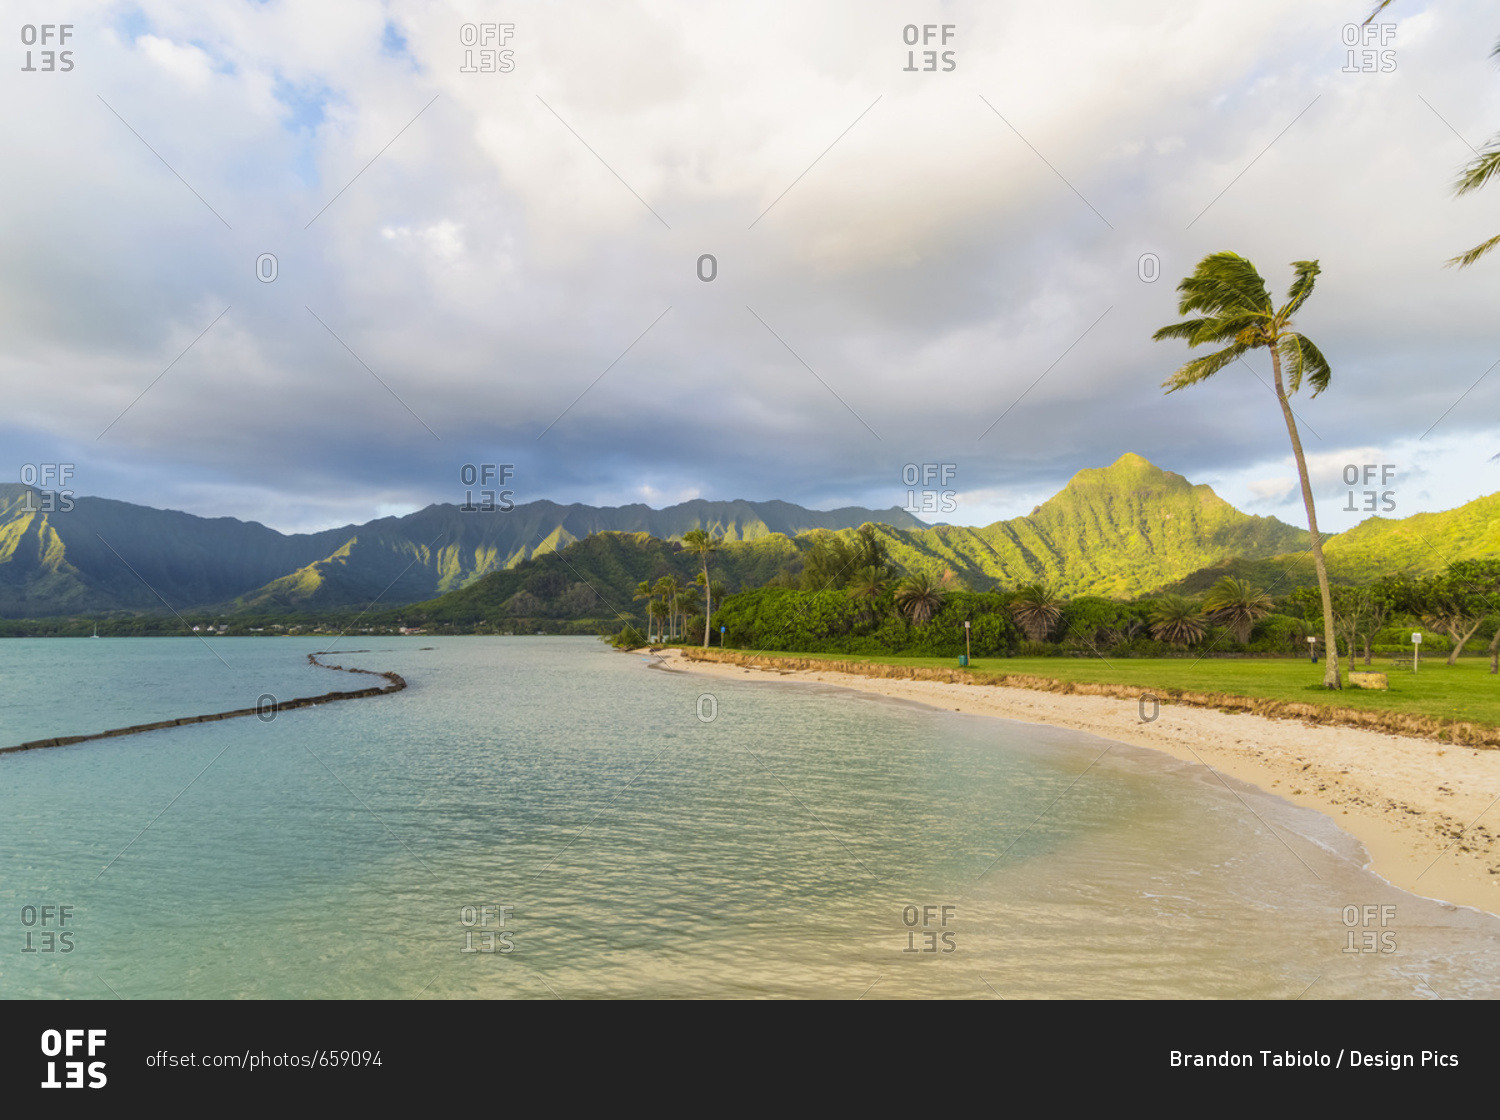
[40,1029,106,1089]
[901,903,957,953]
[459,905,514,953]
[20,903,75,952]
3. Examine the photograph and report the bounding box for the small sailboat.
[91,622,100,638]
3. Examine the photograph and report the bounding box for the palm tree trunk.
[702,560,712,647]
[1270,348,1340,688]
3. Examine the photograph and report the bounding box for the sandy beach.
[654,648,1500,919]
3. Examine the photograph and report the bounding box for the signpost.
[1307,635,1318,664]
[1412,631,1421,673]
[961,620,971,667]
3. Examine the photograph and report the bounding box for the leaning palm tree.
[1150,595,1206,648]
[1154,252,1341,688]
[1202,576,1273,645]
[894,570,945,626]
[681,529,720,646]
[1008,583,1063,643]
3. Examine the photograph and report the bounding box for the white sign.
[1412,632,1422,644]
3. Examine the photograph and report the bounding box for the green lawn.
[708,649,1500,728]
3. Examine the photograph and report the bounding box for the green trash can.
[958,655,969,667]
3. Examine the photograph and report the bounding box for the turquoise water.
[2,636,1498,999]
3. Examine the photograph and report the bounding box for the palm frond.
[1362,0,1395,24]
[1455,141,1500,197]
[1281,260,1321,318]
[1152,314,1263,347]
[1150,319,1211,343]
[1278,332,1331,396]
[1173,252,1272,318]
[1448,232,1500,270]
[1161,343,1248,394]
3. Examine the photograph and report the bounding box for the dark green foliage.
[799,524,897,591]
[715,587,1018,656]
[610,624,646,649]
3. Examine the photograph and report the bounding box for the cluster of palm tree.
[836,561,956,627]
[631,529,725,646]
[1145,578,1275,649]
[1000,577,1275,651]
[634,574,698,642]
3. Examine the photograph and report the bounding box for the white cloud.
[1248,477,1297,503]
[5,0,1500,531]
[136,35,215,88]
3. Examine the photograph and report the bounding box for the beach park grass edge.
[672,647,1500,748]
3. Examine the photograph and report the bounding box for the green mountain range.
[0,487,924,618]
[4,453,1496,622]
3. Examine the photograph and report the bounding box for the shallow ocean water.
[3,636,1496,999]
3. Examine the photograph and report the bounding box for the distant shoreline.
[656,647,1500,920]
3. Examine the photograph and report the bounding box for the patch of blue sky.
[275,77,335,187]
[113,6,152,42]
[381,20,410,59]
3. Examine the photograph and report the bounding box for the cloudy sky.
[4,0,1499,535]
